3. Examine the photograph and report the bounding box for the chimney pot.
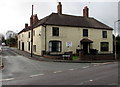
[83,6,89,17]
[25,23,28,29]
[57,2,62,15]
[30,14,38,26]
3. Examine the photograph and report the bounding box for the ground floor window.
[49,41,62,52]
[19,41,20,49]
[101,42,109,51]
[33,45,36,52]
[28,42,30,51]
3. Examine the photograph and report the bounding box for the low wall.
[80,54,119,60]
[43,55,62,59]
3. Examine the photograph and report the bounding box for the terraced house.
[18,2,113,56]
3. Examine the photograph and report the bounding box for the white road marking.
[89,79,93,82]
[92,63,99,65]
[102,62,111,65]
[53,71,62,73]
[108,83,116,85]
[79,80,93,85]
[79,82,84,85]
[82,66,90,69]
[93,65,97,66]
[68,69,74,71]
[0,78,15,82]
[30,74,44,78]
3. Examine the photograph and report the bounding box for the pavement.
[0,46,3,69]
[9,47,118,63]
[9,47,54,62]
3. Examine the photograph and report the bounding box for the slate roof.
[18,13,113,34]
[18,26,31,34]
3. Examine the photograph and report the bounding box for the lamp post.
[31,5,34,57]
[114,20,120,60]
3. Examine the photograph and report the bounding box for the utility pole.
[31,5,33,57]
[114,20,120,60]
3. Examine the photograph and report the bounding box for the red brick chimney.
[30,14,39,26]
[57,2,62,15]
[83,6,89,17]
[25,23,28,29]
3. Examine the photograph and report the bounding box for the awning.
[80,38,93,43]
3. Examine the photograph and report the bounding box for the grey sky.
[118,1,120,35]
[0,0,119,36]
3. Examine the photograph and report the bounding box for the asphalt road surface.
[1,47,119,86]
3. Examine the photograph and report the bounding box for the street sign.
[66,42,72,47]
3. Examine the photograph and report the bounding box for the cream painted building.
[18,2,113,56]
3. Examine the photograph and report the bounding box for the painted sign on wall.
[66,42,72,47]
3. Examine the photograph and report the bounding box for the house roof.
[18,26,31,34]
[34,13,113,30]
[18,13,113,34]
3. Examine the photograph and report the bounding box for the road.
[1,47,119,86]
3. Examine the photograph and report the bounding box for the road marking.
[68,69,74,71]
[82,66,90,69]
[30,74,44,78]
[89,79,93,82]
[53,71,62,73]
[79,82,84,85]
[93,65,97,66]
[108,83,116,85]
[102,62,111,65]
[92,63,99,64]
[0,78,15,82]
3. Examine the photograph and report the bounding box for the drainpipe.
[43,25,47,53]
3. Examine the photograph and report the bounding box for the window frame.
[52,27,59,36]
[83,29,88,37]
[100,42,109,52]
[102,31,107,38]
[33,45,36,52]
[49,40,62,52]
[28,42,30,51]
[33,30,35,36]
[28,32,30,38]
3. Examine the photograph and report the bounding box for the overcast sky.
[0,0,119,36]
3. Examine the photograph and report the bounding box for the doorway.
[83,43,88,54]
[22,42,24,51]
[19,41,20,50]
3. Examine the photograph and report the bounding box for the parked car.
[2,43,5,46]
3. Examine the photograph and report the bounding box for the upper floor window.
[33,30,35,36]
[83,29,88,37]
[101,42,109,52]
[33,45,36,52]
[102,31,107,38]
[52,27,59,36]
[18,35,20,39]
[22,34,24,37]
[28,32,30,38]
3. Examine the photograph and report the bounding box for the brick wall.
[80,54,119,60]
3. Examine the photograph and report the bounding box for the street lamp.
[31,5,34,57]
[114,20,120,60]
